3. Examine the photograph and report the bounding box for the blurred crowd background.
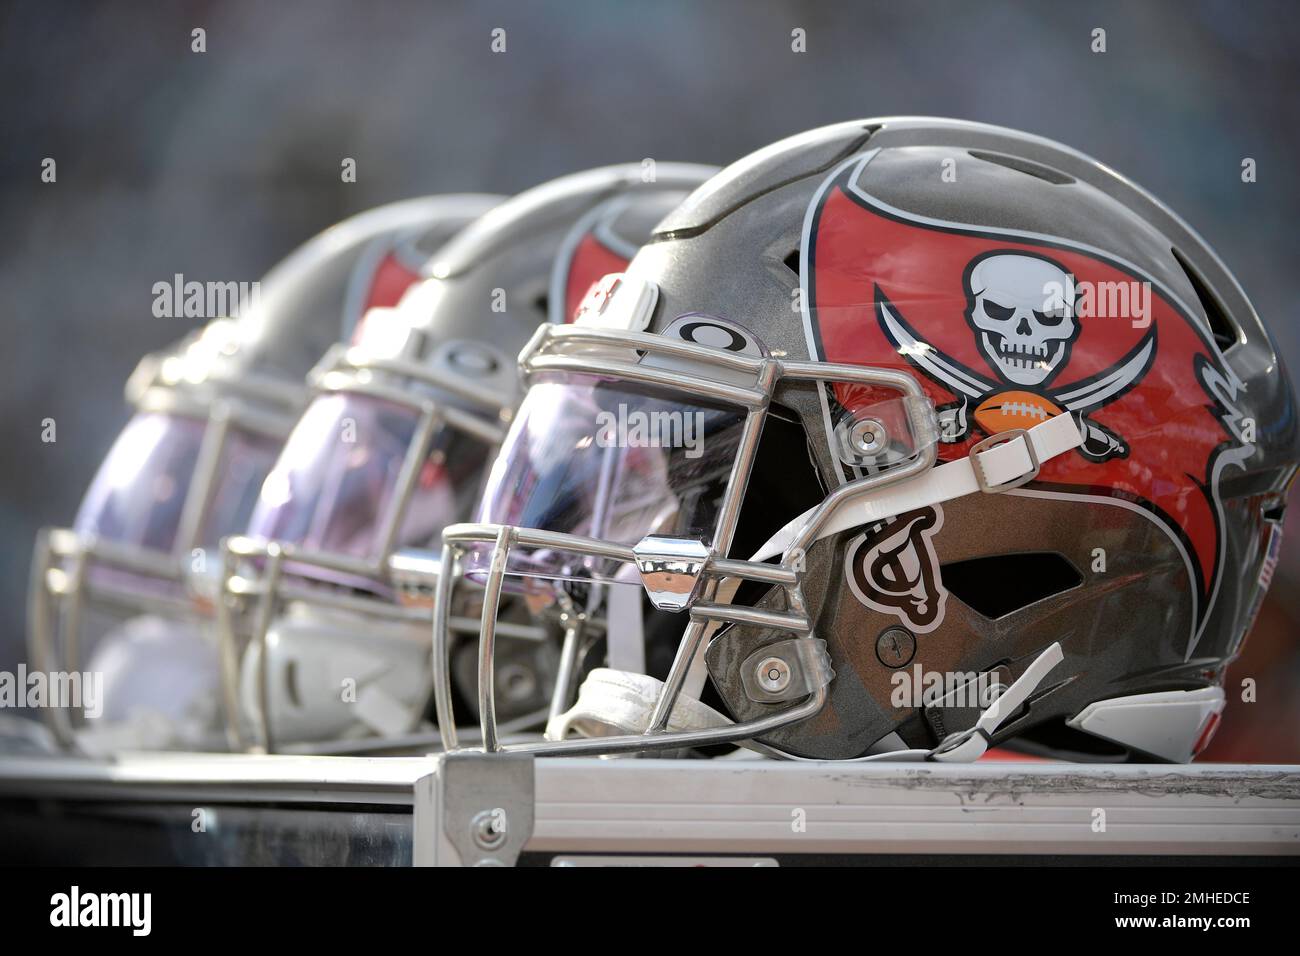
[1,0,1297,759]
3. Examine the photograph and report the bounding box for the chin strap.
[752,412,1083,563]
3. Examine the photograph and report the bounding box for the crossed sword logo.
[878,299,1156,462]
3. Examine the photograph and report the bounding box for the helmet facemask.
[216,312,524,753]
[432,289,950,756]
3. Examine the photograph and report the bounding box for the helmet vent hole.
[967,150,1075,186]
[940,551,1082,619]
[1171,246,1240,352]
[532,293,551,320]
[782,248,801,278]
[283,660,301,709]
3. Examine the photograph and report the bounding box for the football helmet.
[217,163,717,753]
[29,194,501,752]
[438,118,1298,762]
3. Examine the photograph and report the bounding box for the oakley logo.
[445,341,501,375]
[661,314,765,357]
[595,404,706,459]
[844,507,948,633]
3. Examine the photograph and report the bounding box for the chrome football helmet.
[438,119,1298,763]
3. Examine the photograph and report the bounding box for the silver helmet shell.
[454,119,1297,763]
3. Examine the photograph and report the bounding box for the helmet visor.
[76,410,279,555]
[470,373,748,585]
[248,392,492,567]
[75,412,204,554]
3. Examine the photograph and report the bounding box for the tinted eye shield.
[214,339,513,752]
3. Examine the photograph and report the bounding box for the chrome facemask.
[215,318,519,753]
[432,308,941,756]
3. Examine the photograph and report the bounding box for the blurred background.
[1,0,1296,759]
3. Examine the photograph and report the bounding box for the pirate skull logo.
[964,252,1080,387]
[878,248,1153,462]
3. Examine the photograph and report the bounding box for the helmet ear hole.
[1263,498,1287,524]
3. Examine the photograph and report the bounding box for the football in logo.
[973,390,1064,435]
